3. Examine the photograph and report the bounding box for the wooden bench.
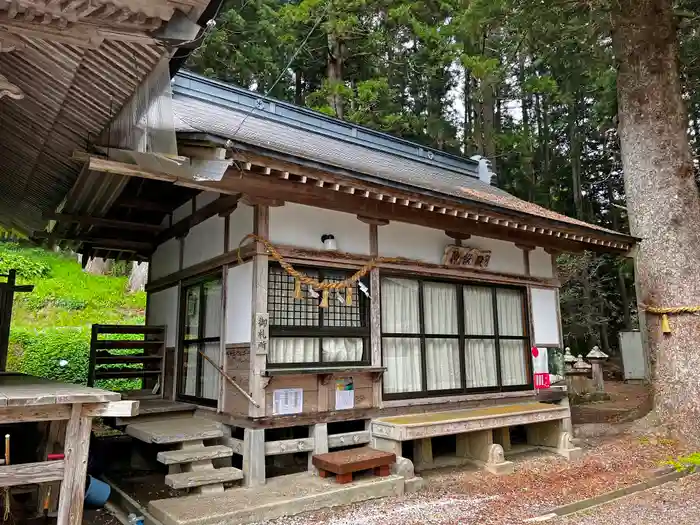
[371,402,581,475]
[312,447,396,484]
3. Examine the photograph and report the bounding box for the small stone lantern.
[586,345,609,393]
[563,347,577,371]
[566,354,593,396]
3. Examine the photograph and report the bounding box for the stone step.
[165,467,243,489]
[158,446,233,465]
[126,417,224,445]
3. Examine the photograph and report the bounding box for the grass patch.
[1,243,146,390]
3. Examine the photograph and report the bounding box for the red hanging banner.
[534,372,550,390]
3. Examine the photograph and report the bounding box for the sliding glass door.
[177,276,222,406]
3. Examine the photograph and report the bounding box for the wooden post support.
[369,222,382,408]
[249,205,269,418]
[37,420,65,515]
[56,404,92,525]
[308,423,329,474]
[243,428,265,487]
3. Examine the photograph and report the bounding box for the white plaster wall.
[464,236,525,274]
[148,286,179,347]
[226,262,253,344]
[196,191,220,209]
[269,203,370,254]
[378,221,525,274]
[183,215,225,268]
[228,202,255,250]
[530,287,561,346]
[530,248,554,278]
[150,238,180,280]
[378,222,449,264]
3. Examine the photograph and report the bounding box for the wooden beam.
[32,232,153,252]
[357,215,390,226]
[0,460,65,488]
[156,194,241,245]
[44,212,165,233]
[209,169,624,254]
[118,198,173,213]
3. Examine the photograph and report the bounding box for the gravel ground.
[253,435,688,525]
[557,474,700,524]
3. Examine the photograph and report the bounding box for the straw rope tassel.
[345,286,353,306]
[294,278,302,300]
[320,288,329,308]
[642,304,700,334]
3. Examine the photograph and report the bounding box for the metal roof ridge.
[172,70,480,180]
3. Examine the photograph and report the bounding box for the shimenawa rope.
[237,233,404,307]
[642,304,700,334]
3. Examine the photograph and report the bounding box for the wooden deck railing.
[88,324,166,396]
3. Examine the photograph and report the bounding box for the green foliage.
[666,452,700,473]
[4,245,145,390]
[0,243,51,279]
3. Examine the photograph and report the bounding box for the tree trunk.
[569,98,584,220]
[84,257,112,275]
[294,69,304,106]
[128,262,149,293]
[613,0,700,444]
[327,32,344,119]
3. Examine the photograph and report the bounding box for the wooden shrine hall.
[19,70,638,523]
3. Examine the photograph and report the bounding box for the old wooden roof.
[47,70,636,260]
[0,0,217,234]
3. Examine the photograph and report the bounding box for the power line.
[227,1,331,144]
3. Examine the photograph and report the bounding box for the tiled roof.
[171,71,631,241]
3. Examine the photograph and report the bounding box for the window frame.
[176,273,222,407]
[380,273,533,400]
[267,264,371,368]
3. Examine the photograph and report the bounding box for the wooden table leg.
[37,420,65,516]
[373,465,390,477]
[318,469,331,479]
[336,472,353,484]
[56,404,92,525]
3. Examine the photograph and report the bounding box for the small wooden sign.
[252,312,269,355]
[442,244,492,268]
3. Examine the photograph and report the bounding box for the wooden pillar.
[515,244,534,277]
[56,404,92,525]
[37,420,65,515]
[249,205,269,418]
[308,423,329,474]
[359,216,389,409]
[243,428,265,487]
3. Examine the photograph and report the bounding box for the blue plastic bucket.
[84,475,110,507]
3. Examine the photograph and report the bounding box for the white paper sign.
[335,379,355,410]
[272,388,303,415]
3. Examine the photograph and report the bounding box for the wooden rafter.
[155,193,241,244]
[82,153,632,253]
[33,232,152,252]
[43,212,165,233]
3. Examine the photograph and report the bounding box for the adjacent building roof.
[171,71,630,241]
[0,1,217,234]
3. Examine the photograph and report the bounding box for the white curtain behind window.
[463,286,498,388]
[497,289,528,385]
[423,282,460,390]
[322,338,363,362]
[382,278,421,393]
[269,338,319,363]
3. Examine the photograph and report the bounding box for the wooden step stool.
[312,446,396,484]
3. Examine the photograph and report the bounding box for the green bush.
[8,327,141,391]
[0,243,51,279]
[667,452,700,473]
[10,327,89,384]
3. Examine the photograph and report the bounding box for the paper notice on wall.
[335,378,355,410]
[272,388,303,415]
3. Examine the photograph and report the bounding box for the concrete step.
[165,467,243,489]
[150,472,405,525]
[158,446,233,465]
[126,417,225,445]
